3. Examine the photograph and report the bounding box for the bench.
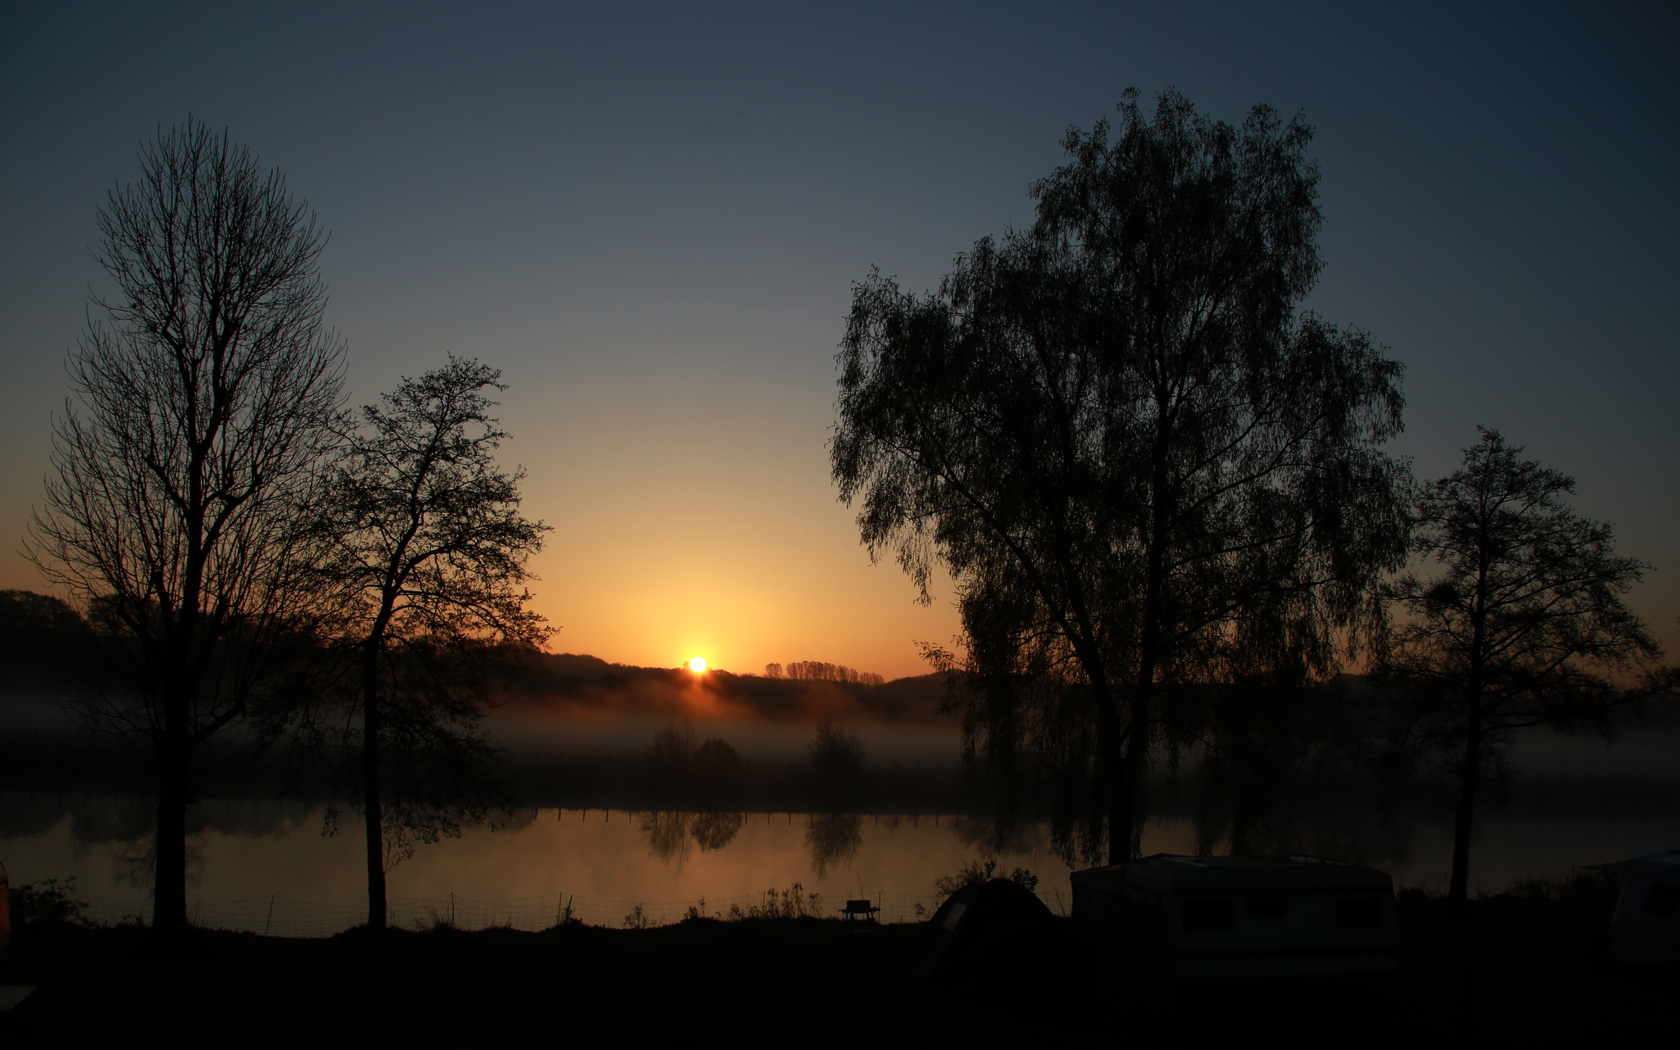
[840,899,880,927]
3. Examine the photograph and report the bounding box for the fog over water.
[4,659,1677,933]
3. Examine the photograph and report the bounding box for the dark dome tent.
[916,877,1071,990]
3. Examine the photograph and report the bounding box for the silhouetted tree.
[693,736,743,776]
[642,727,744,790]
[320,356,548,930]
[645,724,695,782]
[832,89,1408,863]
[0,591,94,683]
[803,719,867,878]
[1377,427,1665,916]
[782,661,884,686]
[25,118,346,934]
[807,719,865,787]
[692,736,745,805]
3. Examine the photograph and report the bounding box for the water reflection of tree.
[639,810,693,865]
[951,675,1423,870]
[948,814,1052,858]
[1183,679,1415,870]
[50,795,205,890]
[639,810,747,864]
[691,811,744,851]
[805,813,863,880]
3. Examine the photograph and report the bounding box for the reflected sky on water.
[4,792,1677,924]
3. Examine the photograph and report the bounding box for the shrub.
[729,883,822,921]
[933,859,1039,897]
[9,876,95,928]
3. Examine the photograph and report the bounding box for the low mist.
[491,654,963,767]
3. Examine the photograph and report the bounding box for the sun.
[688,656,707,673]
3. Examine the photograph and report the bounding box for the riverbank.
[0,894,1668,1046]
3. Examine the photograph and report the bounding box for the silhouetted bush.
[1496,870,1622,904]
[932,858,1039,896]
[9,876,95,928]
[724,883,822,921]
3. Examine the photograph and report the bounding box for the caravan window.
[1643,882,1679,917]
[1182,899,1233,931]
[1335,897,1383,929]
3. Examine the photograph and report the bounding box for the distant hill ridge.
[503,653,948,722]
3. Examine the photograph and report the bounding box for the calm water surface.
[4,792,1676,935]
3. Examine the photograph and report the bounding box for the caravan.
[1584,851,1680,964]
[1072,854,1397,993]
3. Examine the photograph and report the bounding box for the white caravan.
[1584,851,1680,964]
[1071,853,1397,994]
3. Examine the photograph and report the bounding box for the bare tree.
[26,118,346,935]
[1378,427,1667,916]
[321,356,548,931]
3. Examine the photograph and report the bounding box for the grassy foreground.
[0,895,1669,1047]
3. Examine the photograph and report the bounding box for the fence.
[70,887,958,939]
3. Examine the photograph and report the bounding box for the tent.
[916,877,1070,989]
[1581,851,1680,964]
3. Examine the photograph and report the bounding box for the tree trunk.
[1115,413,1172,864]
[1119,507,1168,864]
[1113,678,1153,863]
[362,646,387,932]
[152,708,191,936]
[1090,680,1127,867]
[1447,698,1482,921]
[1067,632,1131,867]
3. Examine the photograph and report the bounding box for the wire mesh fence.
[72,886,953,939]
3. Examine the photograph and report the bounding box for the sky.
[1,1,1675,681]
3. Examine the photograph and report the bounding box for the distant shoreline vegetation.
[764,662,886,687]
[497,651,941,722]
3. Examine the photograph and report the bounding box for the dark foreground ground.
[0,896,1670,1047]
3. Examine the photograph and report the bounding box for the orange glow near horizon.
[688,656,707,673]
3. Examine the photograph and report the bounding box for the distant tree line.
[763,661,885,686]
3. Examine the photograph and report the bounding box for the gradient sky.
[2,1,1675,681]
